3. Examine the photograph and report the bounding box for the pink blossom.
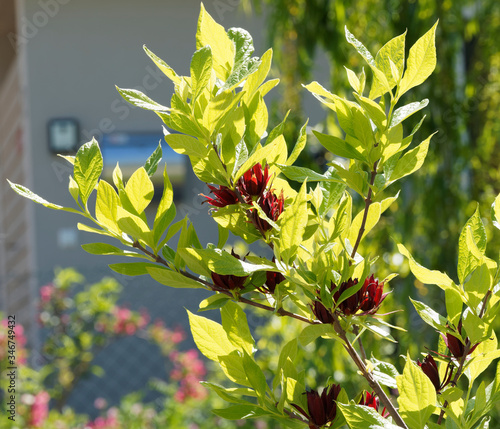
[171,329,185,344]
[29,391,50,427]
[40,284,55,303]
[86,408,119,429]
[94,397,107,410]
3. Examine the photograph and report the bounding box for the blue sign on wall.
[100,132,186,187]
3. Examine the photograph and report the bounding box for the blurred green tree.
[241,7,500,412]
[246,0,499,266]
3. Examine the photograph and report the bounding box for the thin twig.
[133,241,314,324]
[352,325,367,362]
[350,160,379,260]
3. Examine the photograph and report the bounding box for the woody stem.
[332,313,408,428]
[132,241,315,325]
[352,325,367,362]
[437,289,492,425]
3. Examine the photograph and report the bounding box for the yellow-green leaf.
[458,206,486,284]
[396,355,436,429]
[338,403,401,429]
[143,45,180,84]
[344,66,361,93]
[492,193,500,230]
[8,180,78,214]
[164,133,208,158]
[153,166,175,246]
[124,167,154,214]
[146,266,204,289]
[388,133,435,184]
[348,202,381,247]
[234,135,287,182]
[353,94,387,130]
[397,243,455,290]
[116,86,169,111]
[74,138,103,205]
[190,45,213,101]
[298,324,336,346]
[187,310,237,362]
[370,31,406,99]
[95,180,119,233]
[302,81,336,110]
[466,332,499,385]
[279,181,308,263]
[243,48,273,103]
[221,301,255,355]
[242,352,267,398]
[116,206,151,244]
[398,21,438,97]
[196,4,234,80]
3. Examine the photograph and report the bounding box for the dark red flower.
[332,278,359,316]
[262,258,285,294]
[236,163,270,203]
[210,250,248,292]
[292,384,341,428]
[442,320,479,360]
[249,190,284,234]
[310,300,334,324]
[359,391,379,410]
[358,275,387,313]
[201,184,239,208]
[358,391,389,418]
[333,275,388,317]
[417,354,453,393]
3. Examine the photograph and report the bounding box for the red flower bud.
[358,275,387,314]
[236,163,270,203]
[417,354,441,391]
[359,391,389,418]
[442,320,479,360]
[310,300,334,324]
[263,258,285,294]
[210,250,248,291]
[332,275,388,316]
[417,354,453,393]
[249,190,284,234]
[201,184,239,208]
[292,384,341,427]
[332,278,359,316]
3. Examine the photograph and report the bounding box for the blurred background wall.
[0,0,498,418]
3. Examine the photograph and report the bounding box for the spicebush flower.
[292,384,341,428]
[358,391,389,418]
[236,163,270,203]
[262,257,285,294]
[442,320,479,360]
[417,354,453,393]
[310,300,335,324]
[332,278,359,316]
[201,184,239,207]
[333,275,388,316]
[210,250,248,291]
[249,190,284,234]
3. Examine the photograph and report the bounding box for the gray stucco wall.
[21,0,266,282]
[14,0,332,413]
[18,0,269,413]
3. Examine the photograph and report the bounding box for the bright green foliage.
[397,356,437,428]
[7,4,500,428]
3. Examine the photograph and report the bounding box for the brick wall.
[0,59,38,347]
